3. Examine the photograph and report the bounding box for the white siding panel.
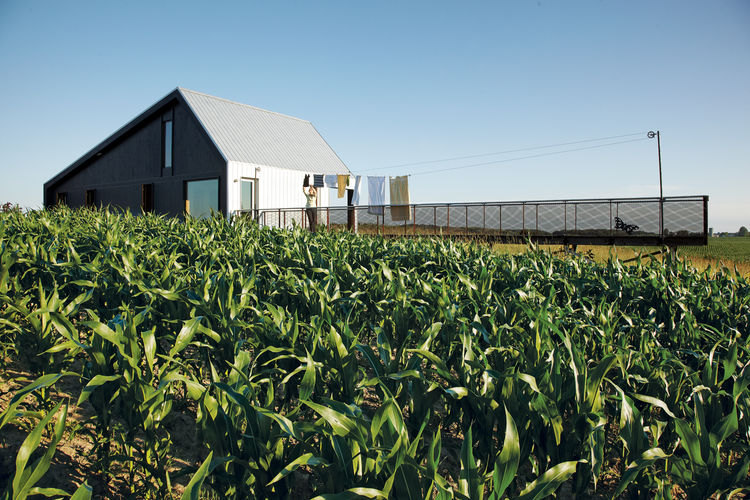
[259,165,329,209]
[228,162,331,228]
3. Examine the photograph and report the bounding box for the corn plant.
[1,207,749,498]
[0,379,92,500]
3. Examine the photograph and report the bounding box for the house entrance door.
[241,178,256,218]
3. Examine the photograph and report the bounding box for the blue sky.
[1,1,748,230]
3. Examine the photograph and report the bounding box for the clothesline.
[302,172,413,221]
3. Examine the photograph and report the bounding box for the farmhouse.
[44,88,351,218]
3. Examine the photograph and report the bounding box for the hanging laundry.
[390,175,411,221]
[367,176,385,216]
[351,176,362,205]
[303,174,310,187]
[313,174,325,188]
[324,174,338,188]
[337,174,349,198]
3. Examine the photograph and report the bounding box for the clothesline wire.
[406,137,649,177]
[355,131,648,174]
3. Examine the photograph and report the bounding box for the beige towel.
[389,176,410,221]
[337,174,348,198]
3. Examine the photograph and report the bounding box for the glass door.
[240,178,255,217]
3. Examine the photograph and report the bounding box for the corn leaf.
[517,460,581,500]
[267,452,328,486]
[493,405,520,498]
[459,426,483,500]
[181,451,213,500]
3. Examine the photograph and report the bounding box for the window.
[56,192,67,205]
[241,178,255,213]
[185,179,219,219]
[86,189,96,208]
[141,184,154,213]
[162,118,173,170]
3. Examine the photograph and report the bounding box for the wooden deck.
[245,195,708,247]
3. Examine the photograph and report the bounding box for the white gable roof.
[179,88,350,175]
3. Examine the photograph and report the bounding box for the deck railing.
[235,195,708,246]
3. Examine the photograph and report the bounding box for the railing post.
[659,198,664,242]
[609,200,612,236]
[522,203,526,233]
[433,206,437,235]
[465,206,468,235]
[564,201,567,233]
[483,204,486,231]
[535,204,539,233]
[447,205,450,234]
[499,205,502,233]
[703,196,709,245]
[575,204,578,232]
[347,188,354,232]
[413,205,416,234]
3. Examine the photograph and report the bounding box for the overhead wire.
[355,131,648,175]
[408,137,649,177]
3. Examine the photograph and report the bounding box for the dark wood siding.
[47,100,226,217]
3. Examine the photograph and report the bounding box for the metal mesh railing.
[246,196,707,245]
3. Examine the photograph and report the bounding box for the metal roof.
[179,88,350,175]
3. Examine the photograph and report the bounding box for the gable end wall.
[45,100,226,217]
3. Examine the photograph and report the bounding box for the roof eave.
[44,88,184,190]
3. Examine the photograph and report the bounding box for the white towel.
[351,176,362,205]
[367,176,385,216]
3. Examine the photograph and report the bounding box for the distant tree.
[739,226,749,237]
[1,202,21,213]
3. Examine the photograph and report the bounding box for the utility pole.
[648,131,663,239]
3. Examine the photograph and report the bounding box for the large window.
[185,179,219,219]
[162,118,173,170]
[241,178,255,212]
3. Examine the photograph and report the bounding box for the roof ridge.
[177,87,311,124]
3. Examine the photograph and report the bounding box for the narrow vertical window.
[162,119,173,170]
[86,189,96,207]
[56,192,67,205]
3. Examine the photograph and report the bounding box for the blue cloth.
[351,176,362,205]
[313,174,325,188]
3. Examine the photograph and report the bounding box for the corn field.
[1,207,748,499]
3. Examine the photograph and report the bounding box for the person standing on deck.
[303,185,317,232]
